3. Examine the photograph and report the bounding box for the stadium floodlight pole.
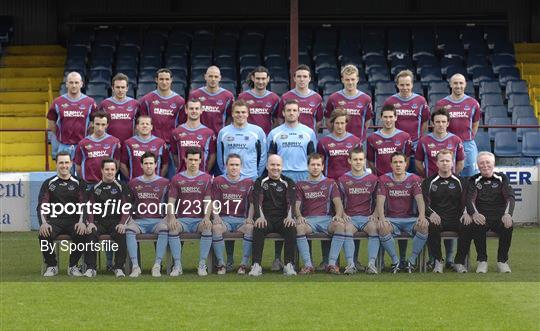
[290,0,299,88]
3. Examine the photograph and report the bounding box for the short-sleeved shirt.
[377,172,422,218]
[47,94,96,145]
[325,90,373,142]
[139,90,185,144]
[121,135,168,180]
[128,176,169,219]
[337,172,379,216]
[170,124,216,173]
[383,93,429,144]
[435,95,481,141]
[267,123,318,172]
[296,177,341,217]
[212,175,254,218]
[317,133,362,179]
[74,134,120,183]
[168,171,212,218]
[188,87,235,134]
[237,90,280,134]
[276,89,324,131]
[415,133,465,177]
[366,129,413,177]
[97,97,140,142]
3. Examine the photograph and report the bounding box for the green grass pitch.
[1,228,539,330]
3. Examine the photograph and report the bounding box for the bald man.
[249,154,298,276]
[435,74,481,177]
[47,71,97,162]
[188,65,235,135]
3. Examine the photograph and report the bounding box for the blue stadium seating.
[440,57,463,75]
[466,55,488,75]
[492,41,514,56]
[357,82,371,97]
[461,27,484,49]
[85,82,109,99]
[88,69,112,86]
[269,82,289,95]
[323,82,342,95]
[369,71,390,85]
[508,94,531,112]
[521,132,540,157]
[375,81,396,96]
[488,117,511,141]
[428,93,447,109]
[118,29,141,48]
[136,82,156,97]
[126,82,136,98]
[412,84,424,96]
[468,42,489,56]
[484,105,508,124]
[138,69,156,83]
[94,29,118,49]
[415,55,439,74]
[474,130,491,152]
[516,117,539,140]
[480,93,504,110]
[490,54,515,74]
[67,45,88,60]
[420,67,442,86]
[445,64,467,80]
[498,67,521,87]
[494,132,520,157]
[472,66,495,86]
[65,58,87,76]
[506,80,528,98]
[68,29,94,48]
[511,106,536,124]
[317,68,339,89]
[428,81,449,95]
[464,81,476,97]
[479,80,502,97]
[443,41,465,59]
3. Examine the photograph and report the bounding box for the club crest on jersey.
[227,136,234,141]
[405,183,412,189]
[275,185,283,192]
[280,134,288,139]
[309,102,316,107]
[108,105,116,110]
[338,100,346,106]
[491,182,499,188]
[428,143,435,149]
[239,186,247,192]
[356,102,364,108]
[150,146,157,151]
[94,188,102,195]
[328,143,336,148]
[68,185,76,191]
[221,184,229,190]
[62,103,69,108]
[376,140,383,145]
[246,100,255,105]
[85,144,93,150]
[395,140,402,146]
[127,106,133,111]
[111,188,118,195]
[171,103,177,108]
[412,104,418,109]
[244,136,249,141]
[216,99,224,106]
[265,102,272,108]
[197,181,205,185]
[135,185,143,191]
[104,144,110,149]
[132,144,139,149]
[298,134,303,139]
[262,183,269,190]
[321,185,328,190]
[476,183,482,189]
[199,96,206,102]
[464,106,471,110]
[365,181,373,187]
[197,135,203,140]
[79,104,86,110]
[153,187,161,192]
[345,143,353,148]
[448,183,456,189]
[431,184,438,192]
[152,100,160,105]
[49,184,56,191]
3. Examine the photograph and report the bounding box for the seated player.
[422,149,467,273]
[210,154,255,275]
[85,159,130,277]
[376,152,428,273]
[328,147,380,274]
[295,153,344,274]
[166,147,213,276]
[454,152,515,273]
[125,152,177,277]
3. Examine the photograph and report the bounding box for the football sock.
[212,234,225,266]
[241,234,253,266]
[154,231,168,265]
[328,232,345,266]
[380,233,399,264]
[409,232,428,265]
[199,230,212,266]
[343,234,355,266]
[168,234,182,268]
[367,235,380,265]
[126,231,139,267]
[296,235,313,267]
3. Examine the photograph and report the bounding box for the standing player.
[170,98,216,173]
[120,116,168,180]
[166,147,214,276]
[435,74,481,176]
[237,66,280,135]
[383,69,429,172]
[454,152,515,273]
[188,66,235,135]
[268,99,317,182]
[210,154,255,274]
[47,71,96,160]
[376,152,428,273]
[416,108,465,178]
[328,147,380,274]
[74,111,121,186]
[367,104,413,177]
[38,151,88,277]
[317,108,362,179]
[422,150,467,273]
[325,64,373,142]
[217,99,267,180]
[125,152,178,277]
[276,64,324,132]
[294,154,344,274]
[97,73,139,143]
[139,68,185,177]
[85,159,130,277]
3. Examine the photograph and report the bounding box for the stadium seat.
[443,41,465,59]
[140,57,162,70]
[88,69,112,86]
[412,84,424,96]
[68,28,94,48]
[484,105,508,124]
[498,67,521,87]
[468,42,489,56]
[508,94,531,112]
[466,55,488,75]
[138,69,156,83]
[464,81,475,97]
[512,106,536,124]
[490,54,515,74]
[493,132,520,157]
[481,93,504,110]
[116,58,138,72]
[65,58,87,76]
[420,67,443,86]
[492,41,514,56]
[94,29,118,49]
[479,80,502,97]
[445,65,467,80]
[415,55,439,75]
[323,82,342,95]
[85,82,109,98]
[428,93,447,109]
[516,117,539,140]
[472,66,495,86]
[171,82,186,98]
[270,82,289,95]
[375,81,396,96]
[506,80,528,98]
[474,130,491,152]
[118,29,141,48]
[521,132,540,157]
[440,57,463,75]
[427,80,449,95]
[136,82,155,97]
[67,45,88,60]
[487,117,511,141]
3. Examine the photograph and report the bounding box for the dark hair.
[231,99,249,112]
[155,68,172,78]
[295,64,311,76]
[187,98,202,106]
[101,158,117,169]
[307,153,323,164]
[247,66,270,88]
[136,115,152,125]
[92,110,110,123]
[112,73,128,85]
[431,107,450,122]
[226,153,242,164]
[348,147,365,158]
[56,151,72,161]
[381,104,396,117]
[140,151,157,164]
[185,147,203,159]
[436,149,454,160]
[390,151,406,162]
[284,99,299,109]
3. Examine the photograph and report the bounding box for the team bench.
[42,231,499,275]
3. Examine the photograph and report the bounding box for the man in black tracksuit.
[38,151,89,277]
[85,158,130,277]
[422,149,467,273]
[454,151,515,273]
[249,154,297,276]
